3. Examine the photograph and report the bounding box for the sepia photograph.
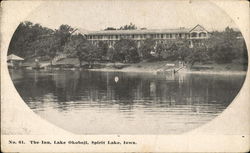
[1,0,250,152]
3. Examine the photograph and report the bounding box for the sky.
[26,0,237,31]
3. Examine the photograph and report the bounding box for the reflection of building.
[84,24,209,48]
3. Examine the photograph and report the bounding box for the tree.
[8,21,54,58]
[113,39,140,63]
[119,23,137,30]
[176,40,192,62]
[76,40,99,67]
[186,47,209,66]
[139,38,155,60]
[207,27,239,63]
[54,24,75,53]
[158,42,175,60]
[63,34,101,67]
[104,27,116,30]
[234,39,248,65]
[106,47,116,61]
[154,43,165,59]
[47,36,61,65]
[8,22,76,66]
[212,44,236,63]
[63,34,85,56]
[97,41,109,60]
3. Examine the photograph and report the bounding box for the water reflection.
[9,69,246,134]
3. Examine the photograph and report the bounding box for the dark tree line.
[8,21,76,65]
[8,21,248,68]
[207,27,247,64]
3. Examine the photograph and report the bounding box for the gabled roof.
[7,54,24,61]
[189,24,208,33]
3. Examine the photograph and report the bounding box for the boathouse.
[7,54,24,68]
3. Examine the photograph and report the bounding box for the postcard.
[1,0,249,152]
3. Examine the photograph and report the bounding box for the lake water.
[9,69,246,134]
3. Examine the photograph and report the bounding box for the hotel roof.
[82,28,192,35]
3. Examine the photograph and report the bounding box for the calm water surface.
[9,69,246,134]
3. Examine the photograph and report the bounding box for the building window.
[199,32,206,37]
[191,32,197,37]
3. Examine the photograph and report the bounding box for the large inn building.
[81,24,209,48]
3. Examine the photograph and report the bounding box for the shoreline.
[89,67,247,75]
[16,65,248,75]
[19,60,248,75]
